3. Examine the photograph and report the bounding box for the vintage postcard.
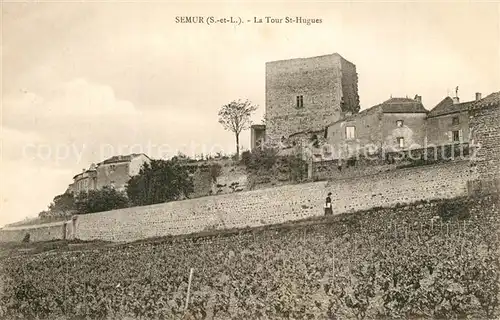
[1,1,499,319]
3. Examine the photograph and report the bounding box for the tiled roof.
[428,97,473,117]
[325,97,426,128]
[471,91,500,110]
[378,97,428,114]
[100,153,145,164]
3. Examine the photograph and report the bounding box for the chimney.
[475,92,482,101]
[414,95,422,103]
[452,96,460,104]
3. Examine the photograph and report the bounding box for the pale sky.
[1,1,499,227]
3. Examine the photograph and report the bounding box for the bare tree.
[218,99,257,159]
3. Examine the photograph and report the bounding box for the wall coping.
[1,219,72,231]
[73,181,329,219]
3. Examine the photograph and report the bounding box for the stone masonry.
[0,160,478,243]
[469,92,500,182]
[265,53,359,143]
[70,160,473,242]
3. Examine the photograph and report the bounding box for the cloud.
[3,78,142,161]
[2,77,246,171]
[0,79,143,224]
[4,78,138,120]
[0,159,73,228]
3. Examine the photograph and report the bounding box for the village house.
[323,95,428,159]
[66,153,151,195]
[69,163,98,194]
[95,153,151,192]
[425,93,482,146]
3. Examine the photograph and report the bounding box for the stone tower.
[264,53,359,143]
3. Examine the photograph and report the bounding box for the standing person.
[325,192,333,216]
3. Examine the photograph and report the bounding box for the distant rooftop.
[428,96,473,117]
[99,153,148,165]
[325,96,426,128]
[377,97,428,114]
[472,91,500,110]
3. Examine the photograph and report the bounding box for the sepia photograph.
[1,1,499,319]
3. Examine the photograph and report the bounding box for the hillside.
[0,194,499,319]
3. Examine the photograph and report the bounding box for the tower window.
[396,137,405,148]
[296,95,304,108]
[452,117,459,125]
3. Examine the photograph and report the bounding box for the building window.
[396,137,405,148]
[451,130,463,142]
[311,134,319,148]
[296,95,304,108]
[452,117,459,125]
[345,126,356,139]
[396,120,404,127]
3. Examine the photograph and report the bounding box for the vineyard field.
[1,194,499,319]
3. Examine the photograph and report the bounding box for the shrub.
[209,163,222,183]
[243,147,279,171]
[286,155,308,182]
[75,187,129,214]
[241,150,251,166]
[127,159,194,206]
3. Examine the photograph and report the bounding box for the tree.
[47,192,76,216]
[126,159,194,206]
[218,99,258,160]
[75,187,129,214]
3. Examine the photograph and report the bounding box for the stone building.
[324,95,428,159]
[247,52,493,171]
[95,154,151,192]
[426,93,482,146]
[71,164,98,194]
[260,53,359,145]
[67,153,151,195]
